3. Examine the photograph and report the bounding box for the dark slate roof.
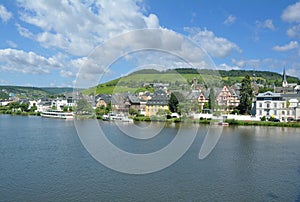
[147,95,169,106]
[187,91,201,100]
[128,95,140,104]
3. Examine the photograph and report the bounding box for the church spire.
[282,66,288,87]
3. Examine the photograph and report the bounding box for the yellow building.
[145,96,169,117]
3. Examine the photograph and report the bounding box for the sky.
[0,0,300,87]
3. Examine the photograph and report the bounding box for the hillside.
[0,86,73,99]
[83,68,300,95]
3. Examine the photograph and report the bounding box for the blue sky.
[0,0,300,87]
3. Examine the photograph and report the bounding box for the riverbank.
[2,113,300,128]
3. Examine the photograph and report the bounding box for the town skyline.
[1,1,300,87]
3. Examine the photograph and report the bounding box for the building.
[274,67,298,94]
[145,95,169,117]
[215,86,240,112]
[256,91,285,120]
[255,91,300,121]
[96,94,111,108]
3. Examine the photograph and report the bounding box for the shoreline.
[1,113,300,128]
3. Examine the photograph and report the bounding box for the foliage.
[75,99,94,115]
[208,88,216,112]
[129,108,139,116]
[168,93,179,113]
[260,116,266,121]
[238,75,254,115]
[258,86,274,93]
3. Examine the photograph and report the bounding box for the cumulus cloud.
[184,27,241,58]
[256,19,275,31]
[16,0,160,56]
[223,15,236,25]
[0,5,12,22]
[0,48,63,74]
[281,2,300,23]
[287,25,300,38]
[272,41,299,52]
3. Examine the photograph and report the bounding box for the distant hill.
[0,86,74,99]
[83,68,300,95]
[40,87,74,94]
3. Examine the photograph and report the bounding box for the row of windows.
[258,102,285,108]
[258,110,295,116]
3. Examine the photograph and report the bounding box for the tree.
[75,98,94,115]
[238,75,254,115]
[168,93,179,113]
[208,88,216,113]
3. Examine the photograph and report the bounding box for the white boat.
[41,110,74,120]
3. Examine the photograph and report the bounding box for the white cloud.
[272,41,299,52]
[281,2,300,23]
[0,48,63,74]
[6,40,17,48]
[16,0,160,56]
[184,27,241,58]
[60,70,74,78]
[286,25,300,38]
[0,5,12,22]
[286,64,300,79]
[16,23,34,38]
[217,63,240,70]
[223,15,236,25]
[256,19,275,31]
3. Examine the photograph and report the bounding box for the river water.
[1,115,300,201]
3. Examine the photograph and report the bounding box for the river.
[1,115,300,201]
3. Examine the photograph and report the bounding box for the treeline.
[131,68,300,83]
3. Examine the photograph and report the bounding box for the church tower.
[282,67,288,87]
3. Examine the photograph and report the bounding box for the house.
[146,95,169,117]
[111,93,130,114]
[186,90,208,111]
[96,94,111,108]
[256,91,285,120]
[215,86,240,112]
[255,91,300,122]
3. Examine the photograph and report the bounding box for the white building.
[256,91,300,122]
[256,91,286,121]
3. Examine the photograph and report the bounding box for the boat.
[108,113,133,122]
[216,122,229,126]
[41,110,74,120]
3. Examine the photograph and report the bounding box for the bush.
[260,116,266,121]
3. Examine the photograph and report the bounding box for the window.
[274,110,277,115]
[274,103,277,108]
[267,104,270,108]
[287,111,290,115]
[259,103,262,108]
[282,111,285,115]
[259,110,262,115]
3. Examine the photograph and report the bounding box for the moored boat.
[41,110,74,120]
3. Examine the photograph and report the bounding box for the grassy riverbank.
[225,119,300,127]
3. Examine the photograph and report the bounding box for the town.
[1,68,300,123]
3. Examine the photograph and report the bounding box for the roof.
[257,91,281,97]
[147,94,169,106]
[128,95,140,104]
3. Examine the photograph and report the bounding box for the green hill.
[83,68,300,95]
[0,86,74,99]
